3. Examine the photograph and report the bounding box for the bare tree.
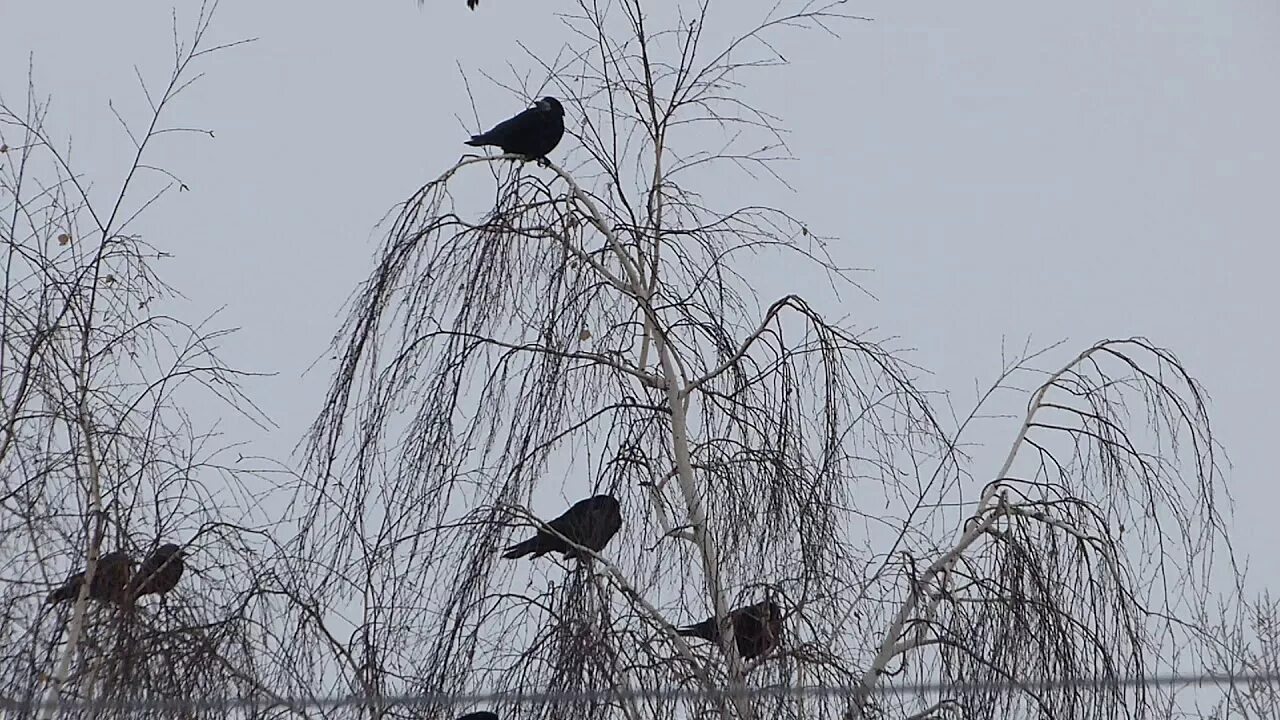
[286,1,1238,720]
[1192,593,1280,719]
[0,3,279,717]
[1,1,1238,717]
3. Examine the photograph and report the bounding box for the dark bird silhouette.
[467,0,480,8]
[465,97,565,161]
[46,550,135,605]
[456,713,497,720]
[677,600,784,659]
[502,494,622,561]
[129,543,185,599]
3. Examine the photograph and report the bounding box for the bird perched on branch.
[46,550,135,606]
[456,712,497,720]
[129,543,186,599]
[502,494,622,561]
[677,600,784,659]
[465,97,565,162]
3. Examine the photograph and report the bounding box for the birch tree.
[293,1,1236,719]
[0,4,276,717]
[1196,594,1280,719]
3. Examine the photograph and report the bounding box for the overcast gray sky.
[2,0,1276,599]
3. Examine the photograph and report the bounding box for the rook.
[502,495,622,561]
[677,600,784,659]
[46,551,134,606]
[465,97,566,162]
[130,543,186,599]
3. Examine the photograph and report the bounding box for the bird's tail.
[464,134,489,148]
[675,623,714,641]
[46,582,78,605]
[500,538,542,560]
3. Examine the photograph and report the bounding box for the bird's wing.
[481,107,538,144]
[676,618,716,640]
[547,507,583,537]
[132,557,159,586]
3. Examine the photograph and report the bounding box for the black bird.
[502,495,622,561]
[129,543,185,599]
[46,550,135,606]
[465,97,565,161]
[467,0,480,8]
[677,600,784,659]
[456,713,497,720]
